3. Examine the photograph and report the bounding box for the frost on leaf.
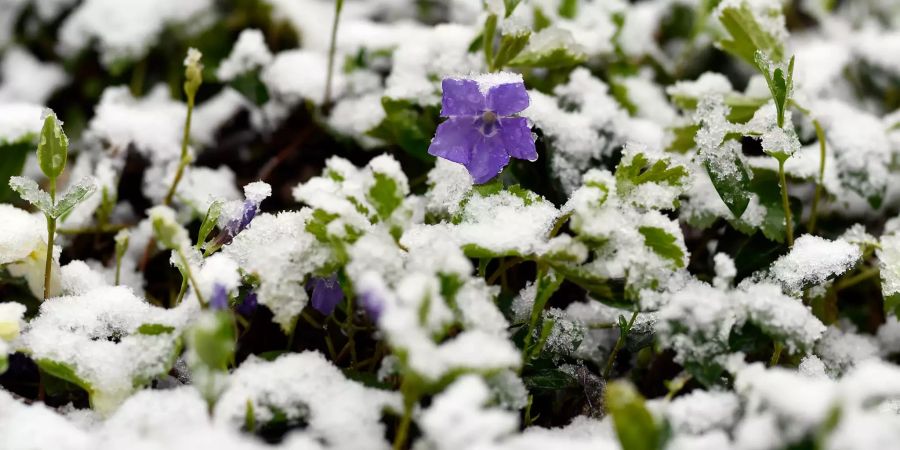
[403,187,559,259]
[214,352,399,450]
[879,233,900,319]
[20,286,187,414]
[770,235,862,293]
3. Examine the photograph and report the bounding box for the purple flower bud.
[309,274,343,315]
[428,75,537,184]
[215,200,260,247]
[209,283,229,310]
[358,289,383,322]
[238,291,258,317]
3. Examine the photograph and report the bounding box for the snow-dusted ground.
[1,0,900,449]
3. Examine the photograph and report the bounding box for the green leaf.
[36,111,69,180]
[0,141,32,202]
[704,146,752,218]
[533,7,551,31]
[638,226,685,269]
[367,173,403,220]
[36,359,93,395]
[366,97,439,162]
[9,176,53,214]
[717,3,785,68]
[51,177,98,219]
[615,152,688,202]
[523,368,578,390]
[229,70,269,106]
[306,209,339,242]
[772,66,787,126]
[509,29,586,69]
[483,14,498,69]
[667,124,699,153]
[137,323,176,335]
[745,169,786,243]
[605,380,663,450]
[197,200,223,247]
[187,311,235,371]
[492,30,531,71]
[670,93,768,124]
[558,0,577,18]
[885,293,900,320]
[503,0,523,17]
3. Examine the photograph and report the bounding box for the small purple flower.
[237,291,258,317]
[309,274,344,315]
[210,283,229,310]
[428,75,537,183]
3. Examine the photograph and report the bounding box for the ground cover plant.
[0,0,899,448]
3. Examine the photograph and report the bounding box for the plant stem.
[487,257,521,284]
[115,254,124,286]
[43,180,57,300]
[173,277,188,306]
[323,0,344,107]
[43,217,56,300]
[778,159,794,246]
[176,249,206,305]
[770,341,783,366]
[834,266,880,291]
[393,379,418,450]
[602,311,638,378]
[162,94,196,206]
[807,119,827,234]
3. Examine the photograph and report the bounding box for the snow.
[4,1,900,448]
[0,103,44,144]
[191,88,248,147]
[468,72,525,95]
[214,352,399,450]
[879,233,900,299]
[58,0,214,66]
[217,29,273,82]
[425,159,474,217]
[815,326,880,375]
[418,375,518,449]
[85,86,186,164]
[0,205,45,264]
[0,47,68,104]
[402,189,560,257]
[223,210,332,330]
[21,286,191,414]
[263,49,344,106]
[771,235,862,293]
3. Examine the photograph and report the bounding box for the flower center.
[480,110,499,136]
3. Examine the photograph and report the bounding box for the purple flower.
[309,274,344,315]
[238,291,258,317]
[210,283,229,310]
[428,76,537,183]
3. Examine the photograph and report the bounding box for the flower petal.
[441,79,485,117]
[310,274,344,315]
[428,117,478,165]
[467,134,510,184]
[486,83,529,116]
[499,117,537,161]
